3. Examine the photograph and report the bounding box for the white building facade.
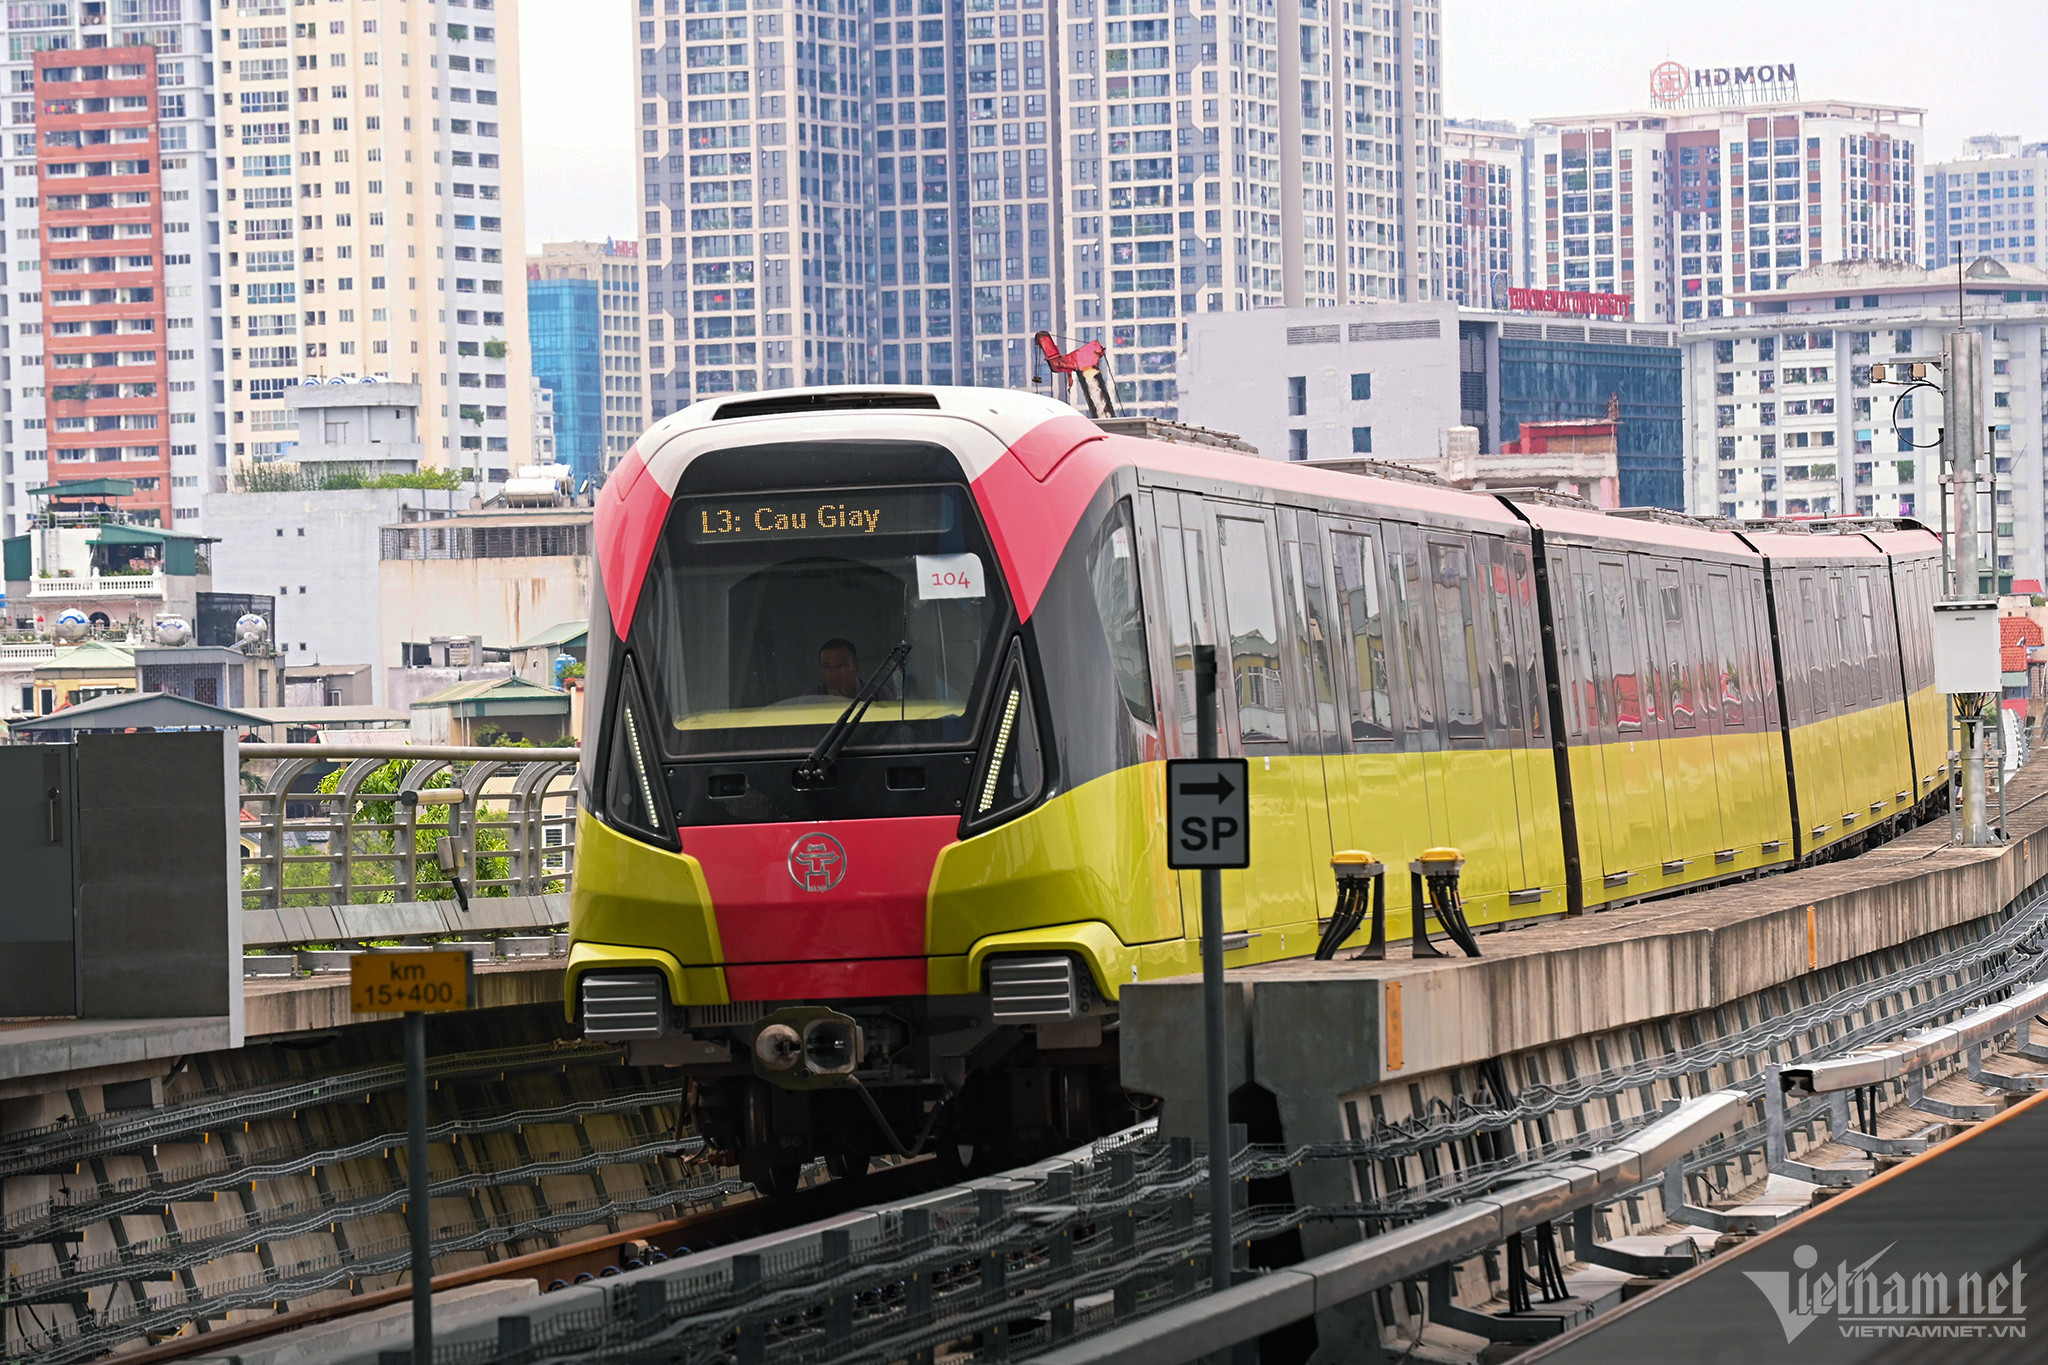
[1683,257,2048,591]
[1531,99,1923,325]
[1923,134,2043,272]
[1443,119,1529,308]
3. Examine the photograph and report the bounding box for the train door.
[1150,493,1246,941]
[1552,545,1609,903]
[1131,489,1190,940]
[1594,556,1657,889]
[1787,568,1845,850]
[1702,567,1754,858]
[1206,500,1321,947]
[1279,511,1343,916]
[1324,519,1439,931]
[1484,538,1539,904]
[1420,530,1510,922]
[1651,561,1715,875]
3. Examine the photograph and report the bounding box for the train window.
[1156,524,1205,755]
[1634,578,1662,727]
[1598,564,1640,731]
[1216,516,1290,745]
[1657,568,1695,729]
[1708,573,1744,726]
[1796,574,1827,716]
[1507,544,1540,736]
[1391,538,1439,737]
[1329,531,1393,741]
[1855,573,1880,700]
[1291,535,1343,749]
[1827,573,1857,709]
[1573,569,1605,731]
[1087,500,1156,727]
[635,482,1008,758]
[1428,541,1485,741]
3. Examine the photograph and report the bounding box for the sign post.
[350,950,472,1363]
[1166,646,1250,1296]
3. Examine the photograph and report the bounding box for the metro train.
[566,386,1950,1190]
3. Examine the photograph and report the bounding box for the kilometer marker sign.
[349,950,473,1013]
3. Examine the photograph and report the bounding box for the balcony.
[27,570,165,598]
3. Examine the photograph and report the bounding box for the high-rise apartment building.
[1684,257,2048,589]
[0,5,222,537]
[217,0,530,482]
[1062,0,1446,417]
[633,0,832,412]
[633,0,1063,414]
[1531,99,1923,324]
[633,0,1443,421]
[528,238,643,482]
[1443,118,1528,309]
[1923,134,2043,272]
[872,0,1061,391]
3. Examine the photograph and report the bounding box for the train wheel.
[740,1152,806,1199]
[826,1149,872,1180]
[935,1139,985,1178]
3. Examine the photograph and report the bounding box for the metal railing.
[238,742,581,913]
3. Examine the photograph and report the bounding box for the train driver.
[810,638,896,701]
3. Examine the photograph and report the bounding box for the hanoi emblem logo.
[788,832,848,892]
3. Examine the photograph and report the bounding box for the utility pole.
[1945,327,1982,598]
[1943,308,1994,844]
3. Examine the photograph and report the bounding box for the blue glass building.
[528,276,604,485]
[1459,320,1685,510]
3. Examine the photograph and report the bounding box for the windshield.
[633,482,1010,758]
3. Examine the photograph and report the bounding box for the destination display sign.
[683,488,958,543]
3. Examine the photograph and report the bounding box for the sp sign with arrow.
[1166,758,1250,869]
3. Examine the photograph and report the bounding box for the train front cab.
[1742,525,1921,858]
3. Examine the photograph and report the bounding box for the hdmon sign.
[1651,59,1799,107]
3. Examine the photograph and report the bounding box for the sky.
[519,0,2048,253]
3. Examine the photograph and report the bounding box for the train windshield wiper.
[795,641,910,785]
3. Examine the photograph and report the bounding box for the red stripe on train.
[594,444,672,640]
[972,416,1117,622]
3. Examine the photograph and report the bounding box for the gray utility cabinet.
[0,731,239,1027]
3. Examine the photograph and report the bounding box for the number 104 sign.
[916,552,985,600]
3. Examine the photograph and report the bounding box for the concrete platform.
[0,1015,233,1093]
[241,956,565,1037]
[0,959,565,1093]
[1122,765,2048,1140]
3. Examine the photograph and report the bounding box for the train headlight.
[753,1023,803,1072]
[802,1017,862,1076]
[748,1008,867,1087]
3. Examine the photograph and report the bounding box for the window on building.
[1286,375,1306,416]
[1349,372,1370,402]
[1287,430,1307,461]
[1351,427,1372,455]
